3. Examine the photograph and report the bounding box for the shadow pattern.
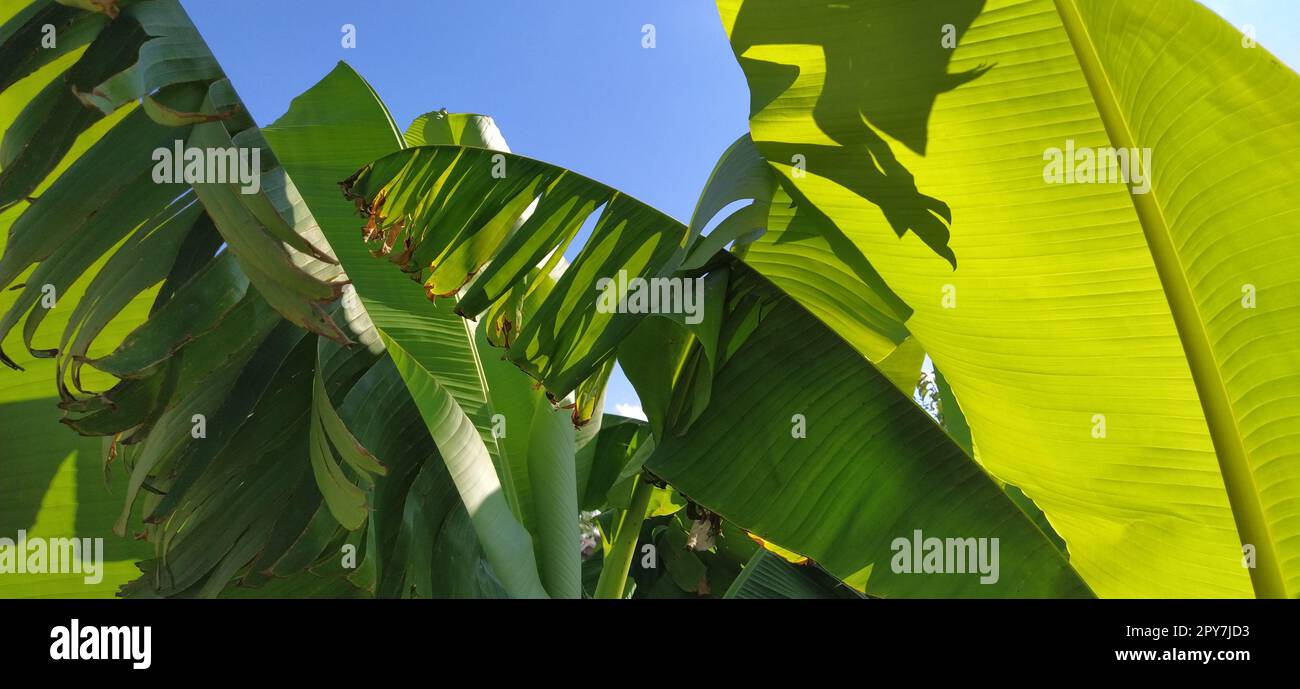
[731,0,991,268]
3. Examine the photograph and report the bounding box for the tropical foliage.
[0,0,1295,598]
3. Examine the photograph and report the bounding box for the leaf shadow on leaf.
[731,0,993,268]
[0,398,152,565]
[767,180,913,325]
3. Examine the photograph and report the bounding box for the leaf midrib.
[1053,0,1286,598]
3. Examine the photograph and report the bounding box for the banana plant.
[6,0,1288,600]
[716,0,1300,598]
[308,58,1087,596]
[0,0,1087,599]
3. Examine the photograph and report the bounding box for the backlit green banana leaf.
[719,0,1300,597]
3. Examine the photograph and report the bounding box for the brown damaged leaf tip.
[367,218,405,258]
[143,95,239,126]
[424,285,459,301]
[81,0,121,17]
[389,243,415,272]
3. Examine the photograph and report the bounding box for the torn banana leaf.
[76,0,223,115]
[187,120,349,344]
[0,11,146,207]
[0,1,108,92]
[0,81,206,308]
[309,329,387,530]
[128,324,320,596]
[84,248,247,379]
[342,145,690,398]
[0,178,191,368]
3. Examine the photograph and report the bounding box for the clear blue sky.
[182,0,1298,418]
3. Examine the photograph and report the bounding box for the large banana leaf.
[719,0,1300,597]
[646,259,1090,597]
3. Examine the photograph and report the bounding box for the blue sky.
[1202,0,1300,70]
[183,0,1299,419]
